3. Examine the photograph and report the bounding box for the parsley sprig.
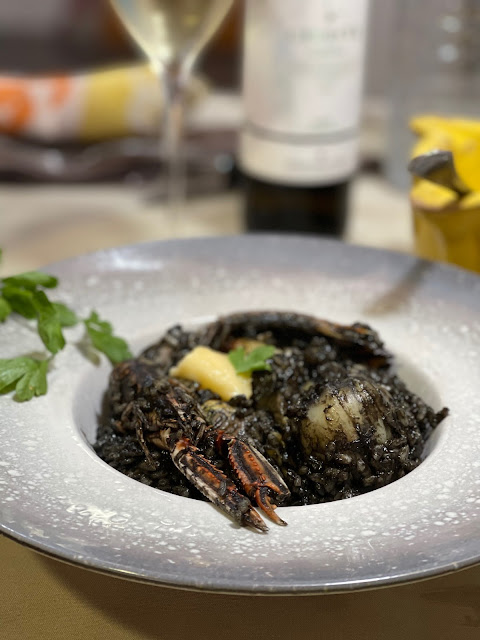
[228,344,276,375]
[0,357,49,401]
[0,262,132,402]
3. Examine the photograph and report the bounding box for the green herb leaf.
[0,357,48,401]
[86,328,132,364]
[1,285,36,318]
[2,271,58,290]
[32,290,65,354]
[52,302,79,327]
[84,311,112,334]
[15,360,48,401]
[0,254,132,401]
[84,311,132,364]
[228,345,276,375]
[0,296,12,322]
[0,357,33,390]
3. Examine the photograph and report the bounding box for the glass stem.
[161,64,187,217]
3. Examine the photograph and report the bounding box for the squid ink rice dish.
[95,311,448,532]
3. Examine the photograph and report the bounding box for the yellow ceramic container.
[409,116,480,273]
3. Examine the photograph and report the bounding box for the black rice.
[95,314,448,506]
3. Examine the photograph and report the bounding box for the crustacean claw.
[164,379,289,528]
[223,436,290,526]
[109,362,285,531]
[172,437,269,532]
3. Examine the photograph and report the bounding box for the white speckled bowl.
[1,235,480,594]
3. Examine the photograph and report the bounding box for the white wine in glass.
[110,0,235,210]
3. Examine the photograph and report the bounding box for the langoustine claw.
[108,360,290,531]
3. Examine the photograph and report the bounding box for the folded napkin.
[0,64,208,142]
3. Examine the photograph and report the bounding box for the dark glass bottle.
[243,176,350,236]
[239,0,369,236]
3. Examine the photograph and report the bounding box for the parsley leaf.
[0,296,12,322]
[2,285,36,318]
[84,311,132,364]
[2,271,58,290]
[52,302,79,327]
[84,311,112,333]
[0,357,49,401]
[228,345,276,375]
[32,290,65,354]
[0,251,132,401]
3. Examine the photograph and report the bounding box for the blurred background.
[1,0,480,273]
[0,0,394,177]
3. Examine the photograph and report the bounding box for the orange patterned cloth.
[0,64,206,142]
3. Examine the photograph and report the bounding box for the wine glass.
[110,0,235,213]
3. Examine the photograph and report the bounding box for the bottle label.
[240,0,369,185]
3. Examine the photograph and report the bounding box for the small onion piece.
[300,377,395,456]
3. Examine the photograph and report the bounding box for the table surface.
[1,176,480,640]
[0,175,411,274]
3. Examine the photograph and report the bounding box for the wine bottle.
[239,0,370,236]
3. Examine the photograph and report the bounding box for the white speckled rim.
[1,235,480,595]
